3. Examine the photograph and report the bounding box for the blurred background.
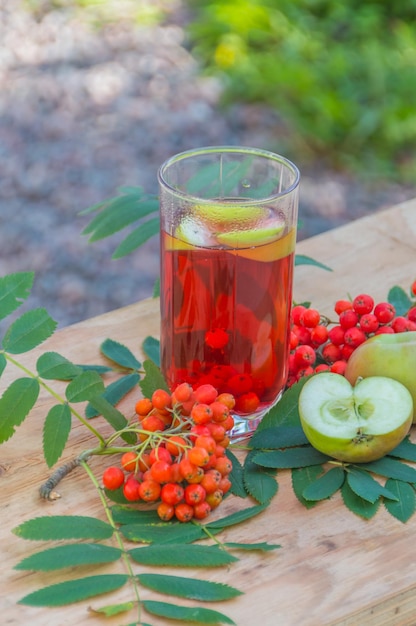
[1,0,415,329]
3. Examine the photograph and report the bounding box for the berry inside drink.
[160,209,296,421]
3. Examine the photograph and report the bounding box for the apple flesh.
[345,331,416,423]
[298,373,413,463]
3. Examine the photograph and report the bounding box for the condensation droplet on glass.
[241,179,251,188]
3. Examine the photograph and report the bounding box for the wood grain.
[1,199,415,626]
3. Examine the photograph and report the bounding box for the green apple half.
[298,373,413,463]
[345,331,416,423]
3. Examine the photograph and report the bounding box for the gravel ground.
[1,0,415,330]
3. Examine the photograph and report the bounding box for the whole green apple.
[345,331,416,422]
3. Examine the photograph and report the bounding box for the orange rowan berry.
[135,397,153,416]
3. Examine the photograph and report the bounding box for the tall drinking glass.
[158,146,300,439]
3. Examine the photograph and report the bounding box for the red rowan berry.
[328,325,345,346]
[322,342,342,363]
[300,307,321,328]
[296,365,314,380]
[123,477,141,502]
[374,302,395,324]
[374,325,395,335]
[149,446,172,465]
[411,280,416,297]
[391,316,411,333]
[408,306,416,323]
[157,501,175,521]
[205,327,229,350]
[137,452,151,473]
[294,344,316,368]
[235,391,260,414]
[352,294,374,316]
[140,414,165,433]
[200,469,222,493]
[219,476,232,495]
[172,382,193,403]
[135,397,153,416]
[194,383,218,405]
[175,502,194,522]
[160,482,184,506]
[138,479,161,502]
[188,446,210,467]
[215,455,233,476]
[165,435,187,457]
[195,435,217,456]
[193,501,212,520]
[184,483,206,505]
[206,422,227,442]
[291,324,312,346]
[339,309,359,330]
[121,451,137,473]
[289,330,299,350]
[205,489,223,509]
[330,360,347,375]
[102,466,125,491]
[222,414,235,432]
[210,401,230,422]
[343,326,367,348]
[310,324,329,346]
[151,389,172,413]
[150,460,173,484]
[334,299,353,315]
[179,458,202,482]
[191,403,213,425]
[340,344,355,361]
[291,304,307,325]
[227,373,253,396]
[216,392,236,410]
[359,313,379,334]
[314,363,330,373]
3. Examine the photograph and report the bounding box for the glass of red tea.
[158,146,300,439]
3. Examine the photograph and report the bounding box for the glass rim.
[158,145,300,204]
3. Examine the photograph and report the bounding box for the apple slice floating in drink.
[298,373,413,463]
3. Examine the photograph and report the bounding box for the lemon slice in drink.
[217,224,285,248]
[193,203,268,226]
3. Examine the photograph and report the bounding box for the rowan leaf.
[206,503,268,529]
[18,574,128,607]
[388,285,413,315]
[243,452,277,504]
[100,338,141,370]
[87,395,134,442]
[226,448,248,498]
[122,522,208,544]
[250,425,308,450]
[0,352,6,378]
[138,573,243,601]
[142,335,161,367]
[112,217,160,259]
[253,446,330,469]
[302,466,345,501]
[346,467,399,503]
[36,351,82,380]
[359,457,416,483]
[387,437,416,462]
[384,479,416,523]
[0,271,34,321]
[0,377,40,443]
[43,403,72,467]
[291,465,323,508]
[92,601,135,617]
[256,376,309,430]
[341,481,380,519]
[12,515,114,541]
[129,544,238,567]
[65,370,105,403]
[143,600,235,624]
[15,543,122,571]
[111,506,161,525]
[223,542,280,551]
[2,308,57,353]
[139,359,170,398]
[85,373,140,418]
[295,255,332,271]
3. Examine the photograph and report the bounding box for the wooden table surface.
[1,199,416,626]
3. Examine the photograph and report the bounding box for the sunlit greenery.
[186,0,416,180]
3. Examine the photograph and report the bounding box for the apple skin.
[345,331,416,423]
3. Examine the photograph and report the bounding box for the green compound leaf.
[294,255,332,272]
[302,466,345,502]
[0,377,40,443]
[384,479,416,523]
[18,574,128,607]
[346,467,399,504]
[113,217,160,259]
[13,515,114,541]
[129,544,238,567]
[226,448,248,498]
[243,452,278,504]
[142,335,161,367]
[139,359,170,398]
[92,601,136,618]
[36,352,83,380]
[223,542,280,552]
[122,522,210,545]
[388,285,413,316]
[143,600,235,625]
[256,377,308,431]
[2,308,57,353]
[43,403,72,468]
[341,481,380,520]
[387,437,416,463]
[65,370,105,403]
[15,543,122,571]
[85,373,140,418]
[0,352,6,378]
[292,465,323,508]
[0,271,34,321]
[111,506,161,525]
[250,425,309,450]
[253,446,330,469]
[138,573,243,601]
[87,395,133,443]
[358,457,416,483]
[100,338,142,370]
[207,503,269,530]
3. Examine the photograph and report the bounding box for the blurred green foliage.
[185,0,416,180]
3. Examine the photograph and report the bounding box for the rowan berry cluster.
[288,284,416,386]
[102,383,235,523]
